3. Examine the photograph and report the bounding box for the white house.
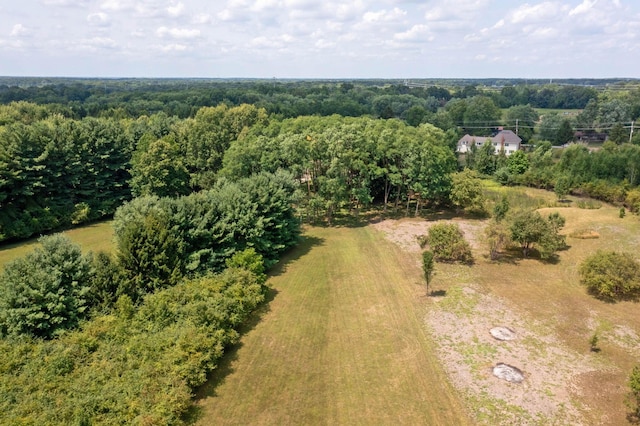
[457,129,522,156]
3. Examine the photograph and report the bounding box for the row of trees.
[2,104,639,244]
[0,103,269,242]
[0,171,299,338]
[221,116,458,222]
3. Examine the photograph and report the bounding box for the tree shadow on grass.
[184,236,325,423]
[267,235,324,278]
[184,286,278,424]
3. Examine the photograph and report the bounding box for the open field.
[372,190,640,425]
[1,187,639,424]
[193,225,471,425]
[195,187,640,425]
[0,220,114,268]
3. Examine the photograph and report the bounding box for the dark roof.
[458,130,522,145]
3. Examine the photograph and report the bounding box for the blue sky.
[0,0,638,78]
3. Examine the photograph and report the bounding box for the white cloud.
[42,0,89,6]
[509,2,560,24]
[394,24,432,41]
[249,34,294,49]
[72,37,117,52]
[167,2,185,17]
[569,0,598,16]
[157,27,201,39]
[161,43,189,52]
[362,7,406,23]
[10,24,29,37]
[87,12,110,27]
[192,13,212,24]
[315,39,335,49]
[2,0,639,78]
[100,0,128,12]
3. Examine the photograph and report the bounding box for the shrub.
[0,264,266,425]
[579,250,640,302]
[625,188,640,213]
[628,366,640,420]
[426,223,473,264]
[485,220,511,260]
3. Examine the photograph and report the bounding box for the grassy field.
[0,220,114,268]
[2,187,640,424]
[193,225,471,425]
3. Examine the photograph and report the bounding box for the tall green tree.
[504,105,539,142]
[463,96,501,135]
[0,235,92,338]
[116,208,184,301]
[450,168,485,213]
[130,137,190,198]
[556,119,575,146]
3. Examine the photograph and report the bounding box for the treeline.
[0,103,267,242]
[0,104,458,241]
[220,116,458,221]
[464,138,640,210]
[0,169,299,424]
[1,80,639,242]
[0,78,628,120]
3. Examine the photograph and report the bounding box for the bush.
[0,235,92,339]
[628,365,640,420]
[579,250,640,302]
[426,223,473,264]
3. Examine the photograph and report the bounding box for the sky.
[0,0,638,79]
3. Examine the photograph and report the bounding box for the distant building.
[457,129,522,156]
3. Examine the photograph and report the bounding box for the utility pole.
[515,119,519,135]
[631,121,635,143]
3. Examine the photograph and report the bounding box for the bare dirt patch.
[374,218,610,425]
[425,284,602,425]
[371,218,485,255]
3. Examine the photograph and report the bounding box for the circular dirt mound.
[490,326,517,341]
[493,363,524,383]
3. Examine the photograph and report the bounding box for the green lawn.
[0,221,114,269]
[194,225,470,425]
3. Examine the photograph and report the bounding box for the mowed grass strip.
[195,225,469,425]
[0,220,114,269]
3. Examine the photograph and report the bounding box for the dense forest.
[1,78,640,424]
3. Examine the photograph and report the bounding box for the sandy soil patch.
[371,217,485,254]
